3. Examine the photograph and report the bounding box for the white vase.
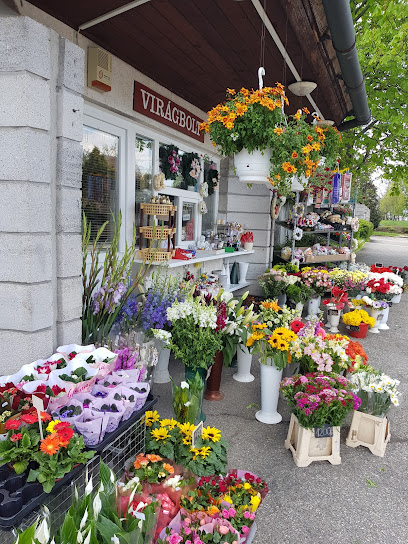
[368,308,381,334]
[238,262,249,283]
[255,359,283,424]
[243,242,253,251]
[391,293,401,303]
[233,346,254,383]
[326,303,341,333]
[378,305,390,330]
[153,342,171,383]
[234,148,272,184]
[306,297,321,319]
[295,302,304,315]
[277,293,287,307]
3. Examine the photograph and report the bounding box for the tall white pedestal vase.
[295,302,304,315]
[153,340,171,383]
[238,262,249,283]
[306,297,321,320]
[391,293,401,303]
[325,303,341,333]
[368,308,381,334]
[256,359,283,424]
[233,346,254,383]
[378,305,390,330]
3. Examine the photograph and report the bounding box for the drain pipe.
[322,0,371,131]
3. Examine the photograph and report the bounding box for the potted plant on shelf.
[240,231,254,251]
[342,309,375,338]
[281,372,361,466]
[246,321,297,424]
[347,370,400,456]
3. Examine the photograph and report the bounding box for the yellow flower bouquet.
[246,323,297,370]
[343,309,375,328]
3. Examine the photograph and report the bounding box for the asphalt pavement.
[152,235,408,544]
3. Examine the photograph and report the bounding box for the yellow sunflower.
[190,447,200,460]
[151,427,169,442]
[202,426,221,443]
[160,418,178,430]
[145,410,160,427]
[199,446,211,459]
[179,422,195,436]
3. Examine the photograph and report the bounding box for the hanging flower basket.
[234,148,272,184]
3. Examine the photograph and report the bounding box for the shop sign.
[133,81,204,142]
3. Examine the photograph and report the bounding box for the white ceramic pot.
[234,148,272,184]
[306,297,321,319]
[368,308,381,334]
[233,346,254,383]
[278,293,287,307]
[391,293,401,303]
[153,342,171,383]
[295,302,304,315]
[255,359,283,424]
[378,305,390,330]
[326,303,341,333]
[243,242,253,251]
[238,262,249,283]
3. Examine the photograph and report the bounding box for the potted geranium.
[342,309,375,338]
[281,372,361,466]
[347,370,400,456]
[246,320,297,424]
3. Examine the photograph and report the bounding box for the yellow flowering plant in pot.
[144,411,228,476]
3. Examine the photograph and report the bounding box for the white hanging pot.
[255,358,283,424]
[290,175,305,192]
[234,148,272,184]
[378,305,390,330]
[233,346,254,383]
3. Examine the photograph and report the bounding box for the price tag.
[191,421,203,449]
[314,424,333,438]
[328,309,339,316]
[32,395,45,439]
[377,313,384,321]
[350,325,360,332]
[375,262,383,268]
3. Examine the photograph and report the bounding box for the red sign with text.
[133,81,204,142]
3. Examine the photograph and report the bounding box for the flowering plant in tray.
[301,268,332,297]
[280,373,361,429]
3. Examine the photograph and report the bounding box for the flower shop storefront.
[0,0,388,542]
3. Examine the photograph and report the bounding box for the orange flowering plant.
[199,85,287,155]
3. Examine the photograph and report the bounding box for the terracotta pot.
[204,351,224,401]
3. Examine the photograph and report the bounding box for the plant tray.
[87,392,157,452]
[140,203,177,216]
[139,226,176,239]
[0,462,85,528]
[346,411,390,457]
[139,248,174,262]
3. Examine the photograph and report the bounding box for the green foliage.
[379,189,407,216]
[171,373,204,424]
[341,1,408,192]
[0,427,40,474]
[355,219,374,240]
[286,283,313,304]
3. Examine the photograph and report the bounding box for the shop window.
[135,135,153,244]
[181,201,197,243]
[81,126,119,243]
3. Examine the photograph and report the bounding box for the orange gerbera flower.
[40,412,52,422]
[163,463,174,474]
[40,434,60,456]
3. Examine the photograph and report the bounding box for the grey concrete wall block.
[56,187,82,233]
[58,38,85,95]
[0,329,53,374]
[0,16,51,79]
[56,137,83,188]
[56,89,84,141]
[0,233,52,283]
[0,182,51,232]
[226,194,269,214]
[57,319,82,347]
[227,177,270,196]
[56,233,82,278]
[225,212,269,231]
[0,72,50,130]
[0,282,53,331]
[57,276,82,322]
[0,128,50,183]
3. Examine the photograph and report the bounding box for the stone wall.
[0,13,84,372]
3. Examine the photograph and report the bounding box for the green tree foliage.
[340,1,408,192]
[352,173,382,228]
[380,188,407,217]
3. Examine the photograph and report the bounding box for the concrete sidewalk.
[152,237,408,544]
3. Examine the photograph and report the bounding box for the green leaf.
[60,512,78,543]
[13,461,28,474]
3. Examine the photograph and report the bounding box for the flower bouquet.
[349,371,400,416]
[246,321,297,370]
[256,300,301,331]
[328,269,368,297]
[280,373,361,429]
[301,268,333,297]
[258,269,297,299]
[158,512,240,544]
[345,340,369,373]
[171,374,204,424]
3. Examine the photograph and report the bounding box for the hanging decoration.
[153,172,165,191]
[206,162,220,195]
[159,144,181,180]
[181,152,201,189]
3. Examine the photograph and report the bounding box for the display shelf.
[134,249,255,268]
[276,220,351,235]
[228,281,250,292]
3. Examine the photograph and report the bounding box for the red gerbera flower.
[57,427,74,446]
[54,422,71,431]
[10,433,23,442]
[291,319,304,334]
[40,412,52,422]
[20,413,39,425]
[5,418,22,430]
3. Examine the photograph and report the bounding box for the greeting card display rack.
[139,202,177,262]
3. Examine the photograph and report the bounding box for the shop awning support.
[78,0,152,32]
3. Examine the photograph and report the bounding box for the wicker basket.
[139,226,176,239]
[140,203,177,215]
[139,248,174,262]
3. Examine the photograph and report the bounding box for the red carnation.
[5,418,22,430]
[10,433,23,442]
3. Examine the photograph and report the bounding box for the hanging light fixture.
[288,81,317,96]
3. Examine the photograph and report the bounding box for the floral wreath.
[159,144,181,180]
[350,217,359,232]
[206,162,220,195]
[182,152,201,188]
[292,203,305,219]
[293,227,303,241]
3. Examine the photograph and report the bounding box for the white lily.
[84,476,93,496]
[111,537,120,544]
[93,492,102,519]
[79,508,88,530]
[34,519,49,544]
[83,530,91,544]
[77,531,83,544]
[180,381,189,389]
